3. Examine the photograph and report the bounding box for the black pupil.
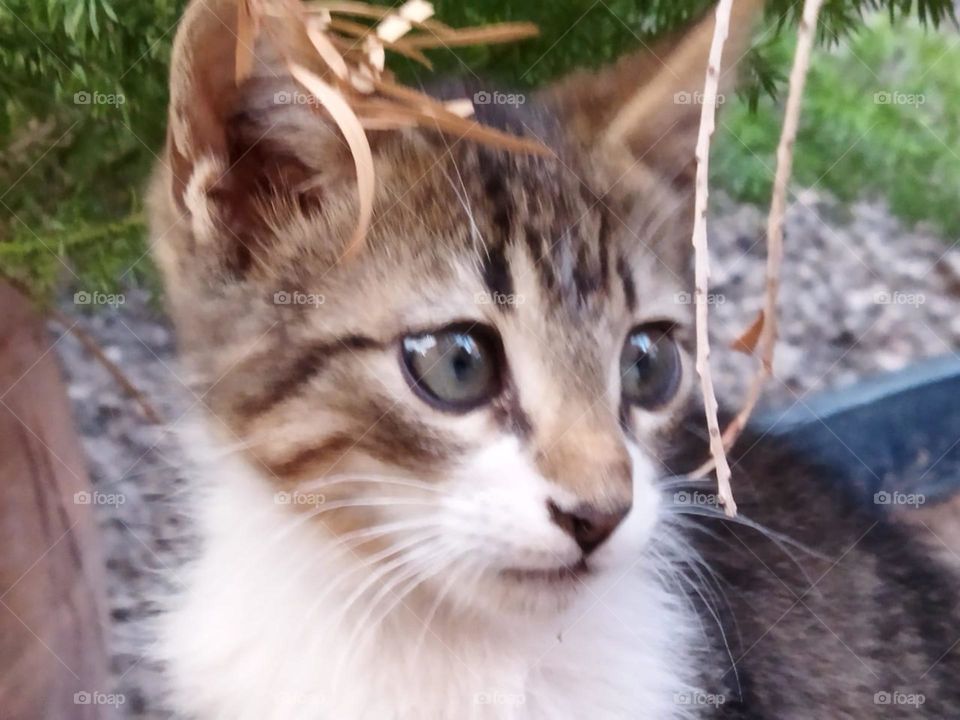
[452,342,475,380]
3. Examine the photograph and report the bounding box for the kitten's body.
[159,414,960,720]
[671,422,960,719]
[150,1,960,717]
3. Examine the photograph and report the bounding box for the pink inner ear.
[200,120,322,275]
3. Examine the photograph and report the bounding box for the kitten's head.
[152,0,758,616]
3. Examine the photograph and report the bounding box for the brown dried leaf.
[731,310,765,355]
[326,18,433,67]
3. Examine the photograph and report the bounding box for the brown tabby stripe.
[265,434,357,477]
[477,151,517,309]
[572,242,602,300]
[235,334,382,418]
[597,208,612,291]
[343,399,465,473]
[269,397,465,478]
[616,254,637,311]
[482,240,515,307]
[522,225,558,292]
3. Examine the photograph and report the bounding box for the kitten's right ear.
[164,0,352,270]
[543,0,763,187]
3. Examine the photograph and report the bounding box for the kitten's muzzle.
[547,500,632,556]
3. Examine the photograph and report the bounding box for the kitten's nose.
[547,500,631,555]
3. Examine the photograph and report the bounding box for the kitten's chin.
[438,560,609,619]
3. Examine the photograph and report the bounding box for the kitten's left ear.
[543,0,764,186]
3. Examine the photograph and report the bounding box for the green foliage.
[1,0,956,302]
[0,0,182,297]
[713,15,960,236]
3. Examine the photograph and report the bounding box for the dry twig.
[691,0,738,516]
[48,308,164,425]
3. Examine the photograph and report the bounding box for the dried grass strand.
[691,0,737,517]
[288,62,375,258]
[401,23,540,49]
[236,0,545,259]
[48,308,163,425]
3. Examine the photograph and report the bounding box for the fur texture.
[149,1,959,718]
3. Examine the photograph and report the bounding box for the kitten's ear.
[544,0,763,185]
[164,0,350,268]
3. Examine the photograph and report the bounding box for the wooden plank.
[0,283,110,720]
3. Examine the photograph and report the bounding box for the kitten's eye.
[401,324,504,412]
[620,324,682,410]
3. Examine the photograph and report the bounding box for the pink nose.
[547,500,632,555]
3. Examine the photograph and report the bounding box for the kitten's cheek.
[591,447,661,569]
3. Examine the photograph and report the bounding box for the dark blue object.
[755,355,960,508]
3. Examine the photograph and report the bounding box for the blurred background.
[1,0,959,717]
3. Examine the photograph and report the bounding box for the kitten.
[148,0,960,718]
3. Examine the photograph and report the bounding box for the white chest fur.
[156,433,705,720]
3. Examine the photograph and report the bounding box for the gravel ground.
[52,189,960,718]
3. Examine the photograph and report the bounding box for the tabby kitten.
[149,1,960,718]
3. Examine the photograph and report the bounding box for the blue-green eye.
[620,325,681,409]
[401,324,504,412]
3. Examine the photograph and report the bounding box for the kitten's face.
[165,134,693,615]
[153,0,748,617]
